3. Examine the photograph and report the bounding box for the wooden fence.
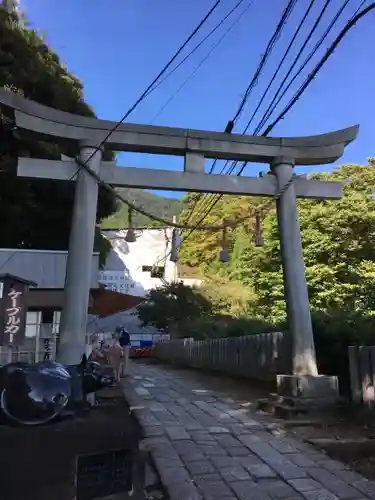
[154,333,291,381]
[348,346,375,407]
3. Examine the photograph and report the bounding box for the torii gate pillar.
[272,157,338,406]
[57,142,102,365]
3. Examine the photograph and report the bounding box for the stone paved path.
[123,362,375,500]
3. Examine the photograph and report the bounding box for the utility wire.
[181,0,298,227]
[68,2,374,239]
[66,1,224,182]
[189,0,352,227]
[73,0,224,172]
[150,0,254,124]
[168,1,374,255]
[232,0,298,124]
[253,0,353,134]
[186,0,319,225]
[149,0,250,97]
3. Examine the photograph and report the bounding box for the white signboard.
[99,270,144,296]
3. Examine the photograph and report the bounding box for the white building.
[87,228,201,346]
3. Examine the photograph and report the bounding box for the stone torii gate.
[0,88,358,404]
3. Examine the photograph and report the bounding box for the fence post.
[348,346,362,404]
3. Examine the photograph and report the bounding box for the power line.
[73,0,224,174]
[185,0,319,225]
[150,0,254,124]
[149,0,250,98]
[68,1,374,240]
[232,0,298,124]
[168,1,374,257]
[188,0,354,228]
[181,0,298,227]
[253,0,353,134]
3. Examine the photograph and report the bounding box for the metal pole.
[272,156,318,376]
[57,142,102,365]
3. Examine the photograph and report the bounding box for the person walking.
[116,326,131,377]
[106,336,124,383]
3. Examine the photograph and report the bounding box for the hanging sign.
[0,274,37,346]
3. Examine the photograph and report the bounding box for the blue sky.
[21,0,374,198]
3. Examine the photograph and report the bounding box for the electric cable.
[185,0,320,224]
[254,0,355,134]
[181,0,298,226]
[189,0,354,227]
[165,1,374,260]
[68,2,374,239]
[150,0,250,97]
[150,0,254,124]
[72,0,224,175]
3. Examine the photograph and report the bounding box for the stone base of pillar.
[277,374,339,404]
[257,374,340,418]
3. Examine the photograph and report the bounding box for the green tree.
[234,162,375,322]
[0,7,117,257]
[136,281,213,338]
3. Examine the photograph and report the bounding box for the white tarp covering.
[100,228,176,297]
[88,228,201,338]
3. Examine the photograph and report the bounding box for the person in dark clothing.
[117,327,131,348]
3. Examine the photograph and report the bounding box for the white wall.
[100,228,202,297]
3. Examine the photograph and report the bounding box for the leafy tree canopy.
[179,160,375,325]
[0,7,117,256]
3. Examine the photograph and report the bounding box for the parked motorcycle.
[0,357,114,426]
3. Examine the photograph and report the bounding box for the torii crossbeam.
[0,88,358,403]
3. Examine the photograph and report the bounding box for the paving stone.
[230,480,273,500]
[245,463,277,478]
[157,466,191,485]
[210,455,237,468]
[186,461,216,475]
[332,469,365,484]
[229,423,252,436]
[165,426,191,441]
[268,460,308,480]
[243,419,265,430]
[308,467,365,499]
[151,443,180,461]
[190,431,216,442]
[227,445,253,457]
[173,441,206,462]
[185,421,205,430]
[234,455,264,469]
[287,453,317,468]
[288,478,326,493]
[214,434,242,447]
[153,456,184,469]
[199,444,228,457]
[352,479,375,498]
[193,473,222,483]
[208,426,231,434]
[143,425,165,437]
[135,386,150,396]
[257,478,304,499]
[148,402,167,412]
[137,413,161,427]
[193,476,233,500]
[166,480,203,500]
[218,464,251,482]
[240,440,285,464]
[302,491,339,500]
[269,438,300,454]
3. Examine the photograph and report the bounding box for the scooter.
[0,356,114,426]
